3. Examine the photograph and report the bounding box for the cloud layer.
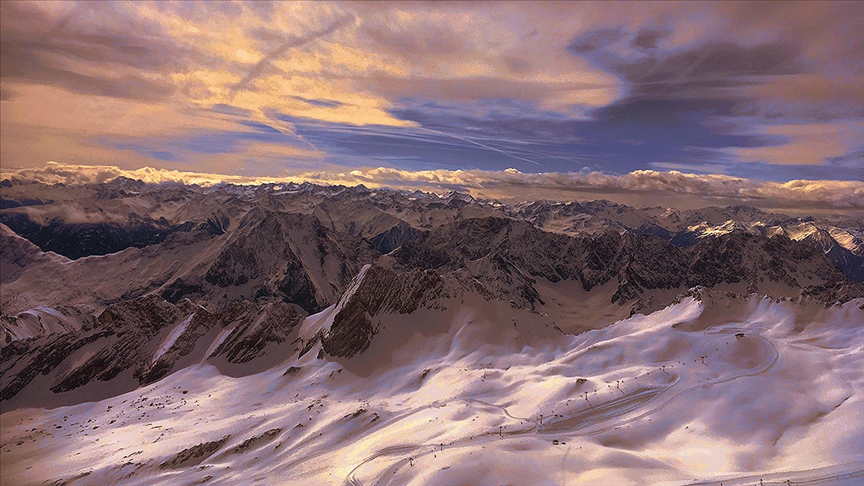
[4,163,861,216]
[1,2,862,186]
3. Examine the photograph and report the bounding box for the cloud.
[1,162,273,186]
[631,28,666,51]
[732,122,864,166]
[0,2,183,101]
[229,15,353,96]
[568,28,627,55]
[1,1,862,184]
[825,150,864,169]
[4,163,861,215]
[618,41,804,98]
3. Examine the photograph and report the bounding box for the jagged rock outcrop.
[394,216,856,307]
[1,295,179,401]
[204,211,378,313]
[369,221,422,254]
[209,300,302,364]
[685,232,844,289]
[315,258,572,359]
[2,180,862,409]
[0,295,304,403]
[321,266,446,358]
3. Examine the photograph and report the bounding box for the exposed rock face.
[209,301,302,364]
[3,180,861,280]
[173,211,230,235]
[393,218,680,298]
[1,295,177,400]
[608,232,688,303]
[316,257,577,359]
[462,253,544,309]
[322,266,445,358]
[797,226,864,282]
[160,436,231,469]
[1,305,96,344]
[395,217,855,306]
[204,211,377,313]
[393,217,681,292]
[369,221,422,254]
[685,232,844,289]
[2,180,861,408]
[0,296,304,403]
[801,281,864,306]
[55,295,182,392]
[232,428,282,454]
[0,223,60,284]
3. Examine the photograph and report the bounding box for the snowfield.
[2,294,862,485]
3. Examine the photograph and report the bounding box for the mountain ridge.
[2,180,862,408]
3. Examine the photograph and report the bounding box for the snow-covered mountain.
[2,180,861,278]
[2,179,863,485]
[3,287,862,485]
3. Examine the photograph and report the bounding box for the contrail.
[230,16,353,97]
[416,127,542,166]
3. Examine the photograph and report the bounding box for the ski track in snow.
[345,330,781,485]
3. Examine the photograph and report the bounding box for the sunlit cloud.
[732,122,864,166]
[1,1,862,188]
[4,163,861,216]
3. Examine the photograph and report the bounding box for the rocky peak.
[204,210,378,312]
[320,265,445,358]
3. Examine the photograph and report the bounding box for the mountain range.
[1,178,863,485]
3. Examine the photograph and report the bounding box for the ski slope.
[2,293,862,485]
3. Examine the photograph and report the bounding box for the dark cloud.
[210,104,253,117]
[631,28,666,50]
[567,28,625,54]
[365,75,614,104]
[0,2,182,100]
[825,150,864,169]
[291,96,345,108]
[564,22,854,124]
[6,64,174,101]
[110,142,178,162]
[619,42,804,99]
[274,95,773,176]
[361,21,470,62]
[569,22,862,123]
[591,98,737,127]
[0,3,176,69]
[0,86,15,101]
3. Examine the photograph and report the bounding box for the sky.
[0,1,862,211]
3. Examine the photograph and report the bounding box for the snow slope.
[2,294,862,485]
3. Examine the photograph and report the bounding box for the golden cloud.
[5,163,861,215]
[2,1,862,175]
[733,122,864,166]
